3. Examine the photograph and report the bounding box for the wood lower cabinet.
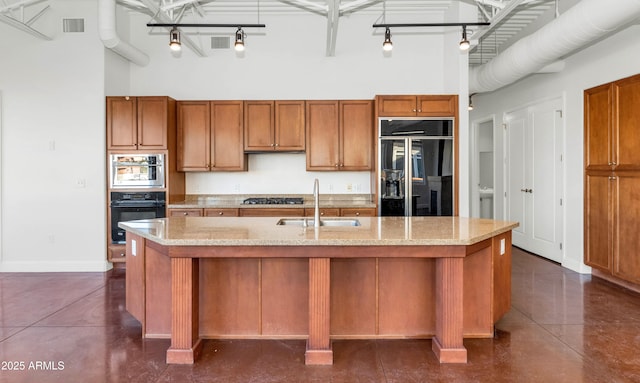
[244,100,305,151]
[306,100,373,171]
[376,95,457,117]
[304,207,376,217]
[584,73,640,286]
[177,101,247,171]
[107,96,172,150]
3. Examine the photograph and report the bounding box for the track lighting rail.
[146,23,266,28]
[372,22,490,28]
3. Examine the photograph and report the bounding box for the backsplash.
[185,153,373,195]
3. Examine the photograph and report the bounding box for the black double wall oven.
[110,191,165,244]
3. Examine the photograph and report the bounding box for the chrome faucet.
[313,178,320,227]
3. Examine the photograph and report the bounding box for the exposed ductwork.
[469,0,640,94]
[98,0,149,67]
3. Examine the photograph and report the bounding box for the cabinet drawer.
[340,208,376,217]
[169,208,203,217]
[108,244,127,262]
[239,208,304,217]
[204,208,239,217]
[304,208,340,217]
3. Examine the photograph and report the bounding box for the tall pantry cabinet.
[584,73,640,286]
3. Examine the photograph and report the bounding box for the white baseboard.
[0,260,113,273]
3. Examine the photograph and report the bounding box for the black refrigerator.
[378,118,454,216]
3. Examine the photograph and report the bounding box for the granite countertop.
[167,194,376,209]
[119,216,519,247]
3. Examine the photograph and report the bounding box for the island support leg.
[305,257,333,365]
[432,257,467,363]
[166,258,202,364]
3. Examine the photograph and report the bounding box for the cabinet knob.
[274,143,279,147]
[120,252,125,257]
[355,212,360,216]
[418,109,422,112]
[320,212,325,216]
[218,212,224,215]
[609,176,617,180]
[339,163,344,167]
[183,212,189,216]
[335,164,339,167]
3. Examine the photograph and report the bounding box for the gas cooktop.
[242,197,304,205]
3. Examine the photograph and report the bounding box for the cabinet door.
[137,96,168,149]
[584,84,613,170]
[376,95,417,117]
[584,173,613,272]
[416,95,457,117]
[340,100,373,170]
[177,101,210,171]
[107,96,137,150]
[614,75,640,170]
[306,101,340,170]
[211,101,247,171]
[613,173,640,283]
[244,101,275,151]
[275,101,305,151]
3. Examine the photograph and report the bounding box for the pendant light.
[459,25,470,51]
[169,26,181,51]
[382,27,393,51]
[234,27,245,52]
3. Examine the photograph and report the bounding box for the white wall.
[0,1,475,272]
[470,24,640,273]
[0,0,108,271]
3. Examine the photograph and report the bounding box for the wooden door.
[244,101,275,151]
[613,173,640,283]
[275,100,305,151]
[340,100,373,170]
[584,84,612,170]
[210,101,246,171]
[614,74,640,170]
[376,95,417,116]
[107,96,137,150]
[177,101,210,171]
[306,101,339,170]
[137,96,168,150]
[416,95,457,117]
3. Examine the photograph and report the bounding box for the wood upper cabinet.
[306,100,373,171]
[376,95,457,117]
[244,100,305,151]
[177,101,247,172]
[585,75,640,171]
[107,96,171,150]
[584,73,640,286]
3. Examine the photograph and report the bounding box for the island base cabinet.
[129,238,511,365]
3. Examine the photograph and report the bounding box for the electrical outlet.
[346,183,353,192]
[75,178,86,188]
[132,239,137,256]
[500,238,505,255]
[328,184,334,192]
[234,184,240,192]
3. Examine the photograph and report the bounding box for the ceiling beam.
[472,0,526,42]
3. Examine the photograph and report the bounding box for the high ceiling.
[2,0,557,65]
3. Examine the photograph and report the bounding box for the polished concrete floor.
[1,247,640,382]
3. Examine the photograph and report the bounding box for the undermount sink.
[276,218,361,227]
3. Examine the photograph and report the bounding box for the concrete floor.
[1,247,639,382]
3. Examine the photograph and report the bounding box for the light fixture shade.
[169,26,181,51]
[459,26,470,51]
[382,27,393,51]
[234,27,245,51]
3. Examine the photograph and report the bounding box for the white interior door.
[505,98,564,263]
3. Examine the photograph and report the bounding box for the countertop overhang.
[119,216,519,247]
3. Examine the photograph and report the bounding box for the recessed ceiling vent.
[211,36,230,49]
[63,18,85,33]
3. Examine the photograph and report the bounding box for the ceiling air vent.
[211,36,230,49]
[63,18,85,33]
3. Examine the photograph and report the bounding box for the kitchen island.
[120,216,518,365]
